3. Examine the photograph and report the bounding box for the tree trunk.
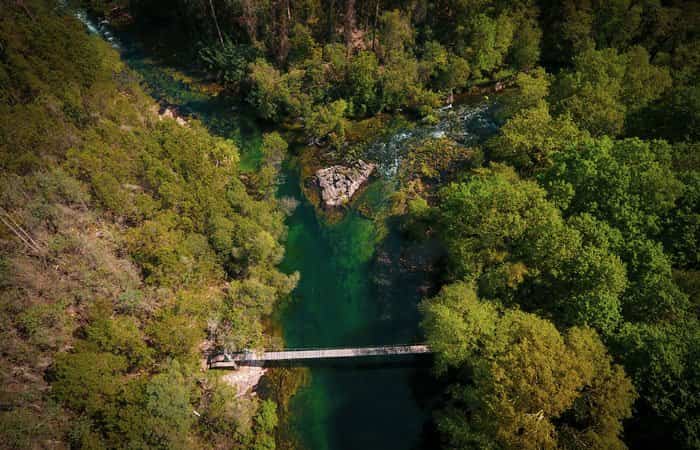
[274,0,290,66]
[328,0,336,41]
[241,0,258,45]
[344,0,356,56]
[372,0,380,50]
[15,0,35,21]
[208,0,224,47]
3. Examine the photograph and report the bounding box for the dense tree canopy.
[421,282,636,450]
[3,0,700,448]
[0,2,295,447]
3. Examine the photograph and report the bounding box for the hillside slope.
[0,1,295,448]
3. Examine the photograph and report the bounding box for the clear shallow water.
[276,167,434,450]
[367,102,498,177]
[77,13,495,449]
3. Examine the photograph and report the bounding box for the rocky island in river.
[316,160,376,207]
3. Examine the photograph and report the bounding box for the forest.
[1,0,699,449]
[0,1,295,447]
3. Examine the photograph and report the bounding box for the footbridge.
[209,344,431,369]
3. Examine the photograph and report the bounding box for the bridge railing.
[210,344,431,364]
[209,344,432,368]
[244,343,429,353]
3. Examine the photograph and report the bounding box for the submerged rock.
[316,160,376,207]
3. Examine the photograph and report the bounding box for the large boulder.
[316,160,376,207]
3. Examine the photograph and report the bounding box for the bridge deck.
[209,344,431,369]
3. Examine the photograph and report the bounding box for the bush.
[198,39,258,91]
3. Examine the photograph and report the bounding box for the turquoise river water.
[275,168,435,450]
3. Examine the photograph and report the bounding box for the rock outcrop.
[221,366,267,397]
[156,104,188,126]
[316,160,376,207]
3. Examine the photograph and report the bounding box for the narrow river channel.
[77,12,497,449]
[275,168,433,450]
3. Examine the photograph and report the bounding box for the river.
[75,11,497,449]
[275,107,497,450]
[275,167,436,450]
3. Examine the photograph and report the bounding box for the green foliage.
[418,41,471,92]
[664,170,700,269]
[304,100,349,149]
[419,282,499,374]
[436,54,471,92]
[52,349,127,416]
[378,10,414,60]
[629,85,700,142]
[546,0,693,65]
[419,41,449,83]
[323,43,350,86]
[622,46,672,113]
[552,47,671,137]
[0,405,66,449]
[509,16,542,70]
[421,282,636,450]
[413,137,472,177]
[380,51,422,111]
[611,321,700,449]
[147,312,203,360]
[464,14,514,76]
[497,67,550,118]
[198,38,258,90]
[17,298,71,350]
[289,23,318,65]
[437,127,698,447]
[540,137,682,238]
[297,48,331,104]
[85,311,153,368]
[346,51,380,116]
[200,377,258,442]
[127,215,221,287]
[539,138,691,323]
[440,168,548,282]
[438,165,626,334]
[5,1,700,449]
[1,3,294,448]
[247,58,289,120]
[115,362,194,449]
[251,399,278,450]
[257,132,288,198]
[552,48,628,136]
[261,132,288,166]
[489,100,586,172]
